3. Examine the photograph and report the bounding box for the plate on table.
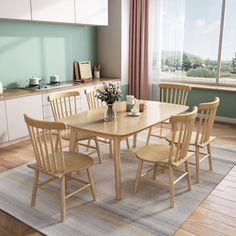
[127,112,141,117]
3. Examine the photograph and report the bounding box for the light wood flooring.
[0,122,235,236]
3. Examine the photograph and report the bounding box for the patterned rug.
[0,133,235,236]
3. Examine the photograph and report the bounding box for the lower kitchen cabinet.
[1,80,120,144]
[0,101,8,143]
[5,95,43,140]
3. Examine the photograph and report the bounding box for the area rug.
[0,133,235,236]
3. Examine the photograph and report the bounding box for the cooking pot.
[26,77,41,86]
[50,74,60,83]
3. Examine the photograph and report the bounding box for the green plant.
[187,67,217,78]
[96,82,122,104]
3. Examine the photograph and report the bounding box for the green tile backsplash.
[0,21,97,88]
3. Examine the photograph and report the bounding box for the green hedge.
[187,68,217,78]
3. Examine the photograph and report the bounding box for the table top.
[61,101,188,137]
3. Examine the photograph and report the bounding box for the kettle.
[0,81,3,94]
[50,74,60,83]
[26,77,42,86]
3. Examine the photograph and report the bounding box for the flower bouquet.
[96,82,122,121]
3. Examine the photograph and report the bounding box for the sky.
[161,0,236,61]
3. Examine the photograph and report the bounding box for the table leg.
[133,134,137,148]
[69,128,77,152]
[113,136,121,200]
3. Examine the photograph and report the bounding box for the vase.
[104,103,116,122]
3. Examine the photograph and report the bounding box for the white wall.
[98,0,130,86]
[121,0,130,85]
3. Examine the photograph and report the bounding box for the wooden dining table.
[61,101,188,200]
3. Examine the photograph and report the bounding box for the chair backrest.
[159,83,191,105]
[169,106,198,164]
[48,91,80,121]
[24,114,67,173]
[84,86,104,110]
[195,97,220,145]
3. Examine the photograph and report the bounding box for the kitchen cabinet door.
[31,0,75,23]
[0,0,31,20]
[6,95,43,140]
[0,101,8,143]
[75,0,108,25]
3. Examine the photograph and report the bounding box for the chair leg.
[31,170,39,207]
[169,166,175,208]
[207,144,213,170]
[146,127,152,146]
[195,146,200,183]
[126,137,130,149]
[75,143,79,153]
[133,159,143,194]
[133,134,137,148]
[153,163,158,180]
[60,176,66,222]
[160,123,163,139]
[55,135,59,151]
[87,168,96,201]
[94,137,102,163]
[109,139,113,159]
[86,139,91,152]
[185,160,192,191]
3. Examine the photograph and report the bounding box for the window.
[151,0,235,85]
[220,0,236,84]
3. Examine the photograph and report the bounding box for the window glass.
[161,0,221,83]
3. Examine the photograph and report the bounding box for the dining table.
[61,101,188,200]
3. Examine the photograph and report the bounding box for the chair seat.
[136,144,193,166]
[136,144,172,163]
[28,151,93,177]
[165,131,216,147]
[61,129,95,141]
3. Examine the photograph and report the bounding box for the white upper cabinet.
[0,0,31,20]
[31,0,75,23]
[75,0,108,25]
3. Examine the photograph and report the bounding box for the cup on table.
[131,107,139,115]
[139,103,146,112]
[126,95,136,112]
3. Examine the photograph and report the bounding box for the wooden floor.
[0,122,235,236]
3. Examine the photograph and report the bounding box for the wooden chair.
[134,107,198,208]
[146,83,191,145]
[24,114,96,222]
[48,91,102,163]
[84,87,130,158]
[166,97,220,183]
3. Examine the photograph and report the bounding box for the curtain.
[128,0,185,100]
[148,0,162,101]
[128,0,149,99]
[148,0,185,100]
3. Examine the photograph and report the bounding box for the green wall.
[187,88,236,119]
[0,21,97,89]
[122,84,236,118]
[121,84,128,100]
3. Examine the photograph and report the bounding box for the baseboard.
[196,113,236,124]
[215,116,236,124]
[0,136,29,148]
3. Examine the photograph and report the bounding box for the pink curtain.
[128,0,149,100]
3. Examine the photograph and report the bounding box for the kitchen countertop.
[0,78,120,100]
